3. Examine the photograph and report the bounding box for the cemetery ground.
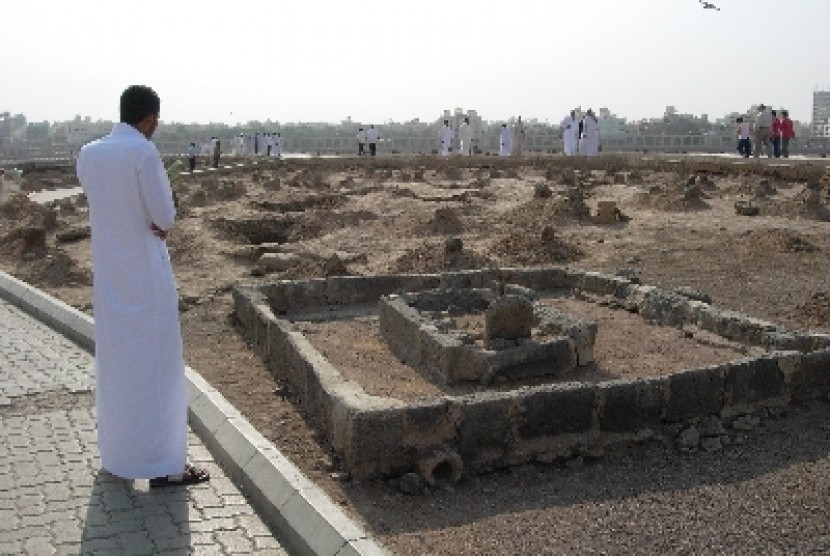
[2,154,829,554]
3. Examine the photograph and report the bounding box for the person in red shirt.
[771,110,782,158]
[780,110,795,158]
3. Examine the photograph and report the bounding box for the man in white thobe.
[367,125,379,156]
[273,132,283,158]
[581,109,599,156]
[499,124,512,156]
[356,127,367,156]
[76,85,208,486]
[511,116,525,157]
[459,117,474,156]
[561,110,578,156]
[440,120,454,156]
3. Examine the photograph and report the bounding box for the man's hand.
[150,223,168,240]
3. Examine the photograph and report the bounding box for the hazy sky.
[3,1,828,125]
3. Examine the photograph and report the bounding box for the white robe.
[511,120,524,156]
[499,127,512,156]
[76,123,187,480]
[581,116,599,156]
[273,136,283,157]
[459,123,473,155]
[561,115,578,156]
[440,125,454,156]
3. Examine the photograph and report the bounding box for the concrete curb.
[0,271,388,556]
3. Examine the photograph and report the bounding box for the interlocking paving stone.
[0,298,289,555]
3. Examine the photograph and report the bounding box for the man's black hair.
[120,85,160,125]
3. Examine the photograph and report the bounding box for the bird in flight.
[699,1,721,10]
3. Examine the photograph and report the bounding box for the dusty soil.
[2,155,830,555]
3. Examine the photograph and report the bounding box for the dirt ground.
[2,154,830,555]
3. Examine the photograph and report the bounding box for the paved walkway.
[0,297,289,555]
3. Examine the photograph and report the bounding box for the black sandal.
[150,464,210,487]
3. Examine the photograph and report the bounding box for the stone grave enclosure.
[233,267,830,484]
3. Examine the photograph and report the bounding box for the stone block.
[598,378,665,432]
[401,399,458,449]
[665,366,724,422]
[484,295,534,345]
[456,393,514,470]
[345,408,406,478]
[789,349,830,402]
[518,383,595,438]
[723,356,785,407]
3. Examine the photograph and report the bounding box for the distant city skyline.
[3,1,829,126]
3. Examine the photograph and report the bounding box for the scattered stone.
[730,414,760,431]
[676,425,700,451]
[398,472,426,495]
[444,237,464,254]
[700,436,723,452]
[534,182,552,198]
[735,200,760,216]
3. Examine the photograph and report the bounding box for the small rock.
[676,425,700,451]
[700,436,723,452]
[731,414,760,431]
[398,472,425,495]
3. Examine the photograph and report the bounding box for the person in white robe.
[76,85,209,486]
[581,109,599,156]
[367,125,379,156]
[459,117,474,155]
[499,124,512,156]
[561,110,578,156]
[273,133,283,158]
[440,120,454,156]
[356,127,368,156]
[511,116,525,156]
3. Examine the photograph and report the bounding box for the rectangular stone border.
[378,292,580,384]
[234,266,830,479]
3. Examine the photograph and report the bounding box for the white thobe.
[561,115,578,156]
[581,116,599,156]
[440,125,454,156]
[512,121,525,156]
[459,123,473,155]
[273,136,283,157]
[76,123,187,480]
[499,127,512,156]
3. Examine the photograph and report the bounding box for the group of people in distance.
[356,125,380,156]
[559,109,599,157]
[736,104,795,159]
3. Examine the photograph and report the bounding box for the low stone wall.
[233,267,830,481]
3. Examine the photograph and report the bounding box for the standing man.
[76,85,209,487]
[356,127,367,156]
[367,124,379,156]
[440,120,454,156]
[499,123,512,156]
[581,109,599,156]
[186,142,197,172]
[771,110,782,158]
[511,116,525,156]
[753,103,772,159]
[459,116,474,155]
[212,137,221,168]
[780,110,795,158]
[560,110,578,156]
[273,132,284,158]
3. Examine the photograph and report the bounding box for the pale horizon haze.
[3,0,829,126]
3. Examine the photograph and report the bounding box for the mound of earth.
[731,228,819,254]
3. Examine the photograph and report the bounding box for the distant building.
[812,90,830,137]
